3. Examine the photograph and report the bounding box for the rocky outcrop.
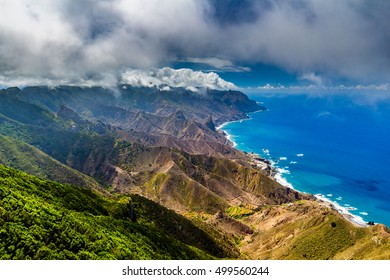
[205,114,216,132]
[56,104,84,123]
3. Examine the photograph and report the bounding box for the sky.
[0,0,389,91]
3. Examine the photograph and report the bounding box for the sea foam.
[315,194,367,227]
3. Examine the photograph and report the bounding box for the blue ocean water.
[222,93,390,227]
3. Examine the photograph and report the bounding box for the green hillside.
[240,201,390,260]
[0,164,225,260]
[0,135,105,191]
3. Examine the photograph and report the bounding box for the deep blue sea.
[221,92,390,227]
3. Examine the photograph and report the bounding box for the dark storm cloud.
[0,0,389,87]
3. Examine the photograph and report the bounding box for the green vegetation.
[287,215,365,259]
[0,164,218,260]
[240,201,390,260]
[0,135,104,191]
[1,86,389,260]
[226,206,253,219]
[0,113,31,142]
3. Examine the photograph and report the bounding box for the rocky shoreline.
[217,116,373,229]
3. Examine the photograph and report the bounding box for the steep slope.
[117,129,243,158]
[8,122,302,215]
[117,110,242,157]
[0,95,302,216]
[2,85,388,260]
[8,86,265,125]
[1,86,255,157]
[0,164,232,259]
[0,135,104,192]
[0,88,60,129]
[239,200,390,260]
[133,148,308,213]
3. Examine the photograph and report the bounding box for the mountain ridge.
[1,85,389,259]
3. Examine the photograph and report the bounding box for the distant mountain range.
[0,85,389,259]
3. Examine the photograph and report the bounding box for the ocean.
[220,92,390,227]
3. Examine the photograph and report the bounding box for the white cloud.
[300,73,324,86]
[254,83,390,92]
[0,67,237,91]
[121,67,237,91]
[258,84,284,90]
[0,0,389,86]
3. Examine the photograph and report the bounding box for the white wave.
[296,153,304,157]
[326,194,333,197]
[279,157,287,161]
[224,131,237,147]
[289,161,298,164]
[277,168,291,175]
[314,194,367,227]
[359,212,368,216]
[216,116,252,130]
[274,173,295,189]
[336,196,343,201]
[262,148,270,156]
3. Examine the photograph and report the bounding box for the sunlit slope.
[239,200,390,260]
[0,164,229,260]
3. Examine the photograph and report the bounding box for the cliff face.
[0,85,389,260]
[205,115,216,132]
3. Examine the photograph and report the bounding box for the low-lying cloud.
[256,83,390,92]
[0,0,389,87]
[0,67,237,91]
[121,67,237,91]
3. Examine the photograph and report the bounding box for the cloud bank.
[255,83,390,94]
[121,68,237,91]
[0,0,389,87]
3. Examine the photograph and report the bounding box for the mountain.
[1,86,261,157]
[205,114,216,132]
[0,101,302,213]
[0,85,389,260]
[7,85,264,126]
[240,200,390,259]
[0,135,105,192]
[0,164,230,259]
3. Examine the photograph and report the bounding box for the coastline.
[217,112,369,228]
[314,194,368,227]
